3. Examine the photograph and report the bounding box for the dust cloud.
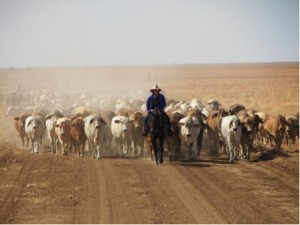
[0,66,164,116]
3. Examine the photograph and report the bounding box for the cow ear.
[114,120,121,124]
[14,117,20,121]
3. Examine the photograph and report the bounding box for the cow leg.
[245,144,251,160]
[183,144,191,161]
[122,141,127,157]
[34,141,39,154]
[159,137,164,164]
[233,145,237,161]
[197,127,204,155]
[228,145,234,162]
[20,133,25,148]
[167,142,173,161]
[55,139,59,154]
[227,139,234,163]
[140,142,145,157]
[65,143,69,156]
[191,142,198,161]
[115,138,120,157]
[25,135,29,148]
[207,129,214,153]
[188,144,193,161]
[60,142,65,156]
[51,136,56,154]
[62,143,65,155]
[28,139,34,153]
[90,142,95,158]
[78,142,82,158]
[96,145,101,159]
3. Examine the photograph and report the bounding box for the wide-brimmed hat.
[150,84,161,92]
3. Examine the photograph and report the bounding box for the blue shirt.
[146,94,166,112]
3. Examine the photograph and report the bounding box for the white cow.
[45,110,64,153]
[221,115,242,163]
[111,115,132,157]
[84,114,107,159]
[55,117,72,156]
[25,115,45,154]
[190,98,204,110]
[178,115,201,161]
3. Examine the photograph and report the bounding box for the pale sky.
[0,0,298,67]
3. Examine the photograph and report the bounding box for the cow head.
[55,117,71,136]
[241,117,254,133]
[129,112,143,129]
[28,118,40,130]
[72,117,85,136]
[179,116,200,138]
[114,116,129,132]
[229,116,241,132]
[15,113,31,128]
[89,115,106,130]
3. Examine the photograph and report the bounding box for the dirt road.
[0,63,298,223]
[0,144,298,224]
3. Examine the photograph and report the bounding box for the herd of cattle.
[2,88,299,163]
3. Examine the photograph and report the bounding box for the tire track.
[74,158,103,224]
[0,157,33,223]
[172,156,298,224]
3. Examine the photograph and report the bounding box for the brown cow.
[165,111,184,160]
[253,111,269,145]
[264,115,286,151]
[206,108,227,154]
[238,113,260,160]
[129,111,145,156]
[71,117,86,158]
[228,104,246,115]
[14,112,31,148]
[285,115,299,145]
[55,117,72,156]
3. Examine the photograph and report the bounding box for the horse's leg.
[159,137,164,164]
[151,137,159,164]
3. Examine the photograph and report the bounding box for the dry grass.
[0,62,298,116]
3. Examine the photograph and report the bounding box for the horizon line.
[0,61,299,70]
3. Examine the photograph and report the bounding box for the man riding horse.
[142,84,172,136]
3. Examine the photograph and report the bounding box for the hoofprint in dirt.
[0,144,298,224]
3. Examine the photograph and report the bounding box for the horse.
[148,108,166,165]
